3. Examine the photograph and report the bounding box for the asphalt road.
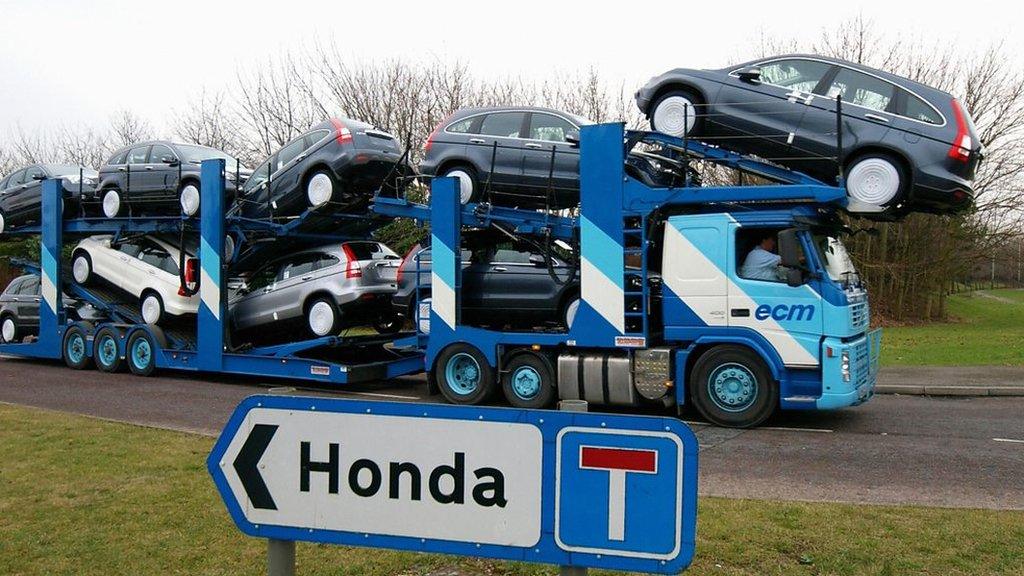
[1,356,1021,510]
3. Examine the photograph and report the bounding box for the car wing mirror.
[778,228,803,269]
[736,66,762,84]
[31,174,46,181]
[565,133,580,148]
[162,157,180,167]
[528,254,548,267]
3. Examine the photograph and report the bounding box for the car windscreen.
[344,242,397,261]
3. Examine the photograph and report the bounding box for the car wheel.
[306,297,337,337]
[1,315,18,343]
[140,292,164,325]
[306,170,336,208]
[101,189,122,218]
[441,166,478,204]
[434,343,495,405]
[650,89,701,138]
[72,251,92,285]
[561,294,580,330]
[62,324,92,370]
[179,181,201,216]
[502,352,556,409]
[0,210,6,235]
[845,153,907,207]
[690,345,777,428]
[372,311,402,335]
[93,327,124,373]
[126,330,157,376]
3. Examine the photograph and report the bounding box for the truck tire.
[93,327,124,373]
[501,352,556,409]
[434,343,495,405]
[62,324,92,370]
[126,330,157,376]
[690,345,777,428]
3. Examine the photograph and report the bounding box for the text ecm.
[754,303,815,322]
[299,442,508,507]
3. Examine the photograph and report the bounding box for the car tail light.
[342,244,362,278]
[330,118,353,145]
[948,99,972,163]
[179,257,199,296]
[424,114,453,152]
[396,245,417,283]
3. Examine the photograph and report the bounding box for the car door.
[109,238,147,293]
[239,157,273,216]
[230,260,281,330]
[522,112,581,192]
[265,252,320,323]
[17,275,41,326]
[146,144,179,201]
[476,242,557,314]
[796,66,896,178]
[15,166,47,220]
[124,145,152,200]
[715,58,834,161]
[2,169,27,221]
[268,136,312,211]
[136,238,181,296]
[469,112,529,189]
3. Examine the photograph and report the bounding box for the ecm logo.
[754,303,815,322]
[555,428,683,559]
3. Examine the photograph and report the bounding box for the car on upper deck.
[635,54,983,216]
[0,164,96,233]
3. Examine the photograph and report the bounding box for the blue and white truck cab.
[402,121,881,428]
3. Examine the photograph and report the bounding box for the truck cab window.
[737,228,791,283]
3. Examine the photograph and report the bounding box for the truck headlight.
[841,350,851,382]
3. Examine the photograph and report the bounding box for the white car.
[71,235,199,324]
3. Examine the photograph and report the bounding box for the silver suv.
[229,241,401,339]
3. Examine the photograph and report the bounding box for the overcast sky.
[1,0,1020,137]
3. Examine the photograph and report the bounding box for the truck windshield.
[812,234,861,288]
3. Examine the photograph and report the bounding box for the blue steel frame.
[208,395,699,574]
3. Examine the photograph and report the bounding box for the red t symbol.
[579,446,658,541]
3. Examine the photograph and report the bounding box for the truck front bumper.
[816,328,882,409]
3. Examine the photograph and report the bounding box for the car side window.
[116,240,143,258]
[275,138,307,171]
[127,146,150,165]
[824,68,895,112]
[490,242,533,264]
[243,160,271,193]
[278,254,318,280]
[4,278,24,296]
[529,114,577,142]
[149,144,176,164]
[315,253,341,270]
[138,241,178,276]
[246,263,279,291]
[903,92,942,125]
[7,169,26,187]
[757,59,832,92]
[0,175,9,190]
[446,117,477,134]
[18,276,39,296]
[108,151,128,165]
[479,113,526,138]
[305,129,330,148]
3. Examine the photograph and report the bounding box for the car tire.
[62,324,92,370]
[306,297,337,337]
[501,352,556,409]
[0,210,7,235]
[101,188,122,218]
[126,330,157,376]
[306,170,337,208]
[441,165,479,205]
[179,181,201,216]
[845,153,908,207]
[72,251,92,285]
[1,314,18,344]
[93,327,124,373]
[650,89,702,138]
[690,345,777,428]
[140,291,164,325]
[372,310,403,335]
[434,343,495,405]
[560,293,581,330]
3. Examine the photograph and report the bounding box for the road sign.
[208,395,698,573]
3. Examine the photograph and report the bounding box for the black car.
[0,164,97,233]
[393,232,580,329]
[635,54,983,215]
[93,141,249,218]
[233,118,409,220]
[0,274,102,343]
[419,107,591,208]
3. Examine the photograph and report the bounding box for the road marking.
[993,438,1024,444]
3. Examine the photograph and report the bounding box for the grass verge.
[881,289,1024,366]
[1,403,1022,575]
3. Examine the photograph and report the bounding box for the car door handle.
[524,142,544,149]
[119,256,128,261]
[145,166,154,171]
[117,167,126,172]
[864,113,889,123]
[468,138,487,144]
[301,275,313,281]
[492,267,507,272]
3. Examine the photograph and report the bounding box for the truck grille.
[851,337,871,388]
[849,301,869,331]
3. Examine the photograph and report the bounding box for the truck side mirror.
[785,268,804,287]
[778,228,803,268]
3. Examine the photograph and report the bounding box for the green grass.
[881,289,1024,367]
[1,404,1022,575]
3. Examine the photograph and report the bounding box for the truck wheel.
[1,314,18,343]
[650,89,702,137]
[62,324,92,370]
[93,327,124,373]
[501,352,556,409]
[126,330,157,376]
[434,344,495,405]
[690,345,777,428]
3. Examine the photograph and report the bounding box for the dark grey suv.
[234,118,409,221]
[93,141,248,218]
[636,54,983,215]
[393,232,580,329]
[0,274,102,343]
[0,164,97,233]
[419,107,591,208]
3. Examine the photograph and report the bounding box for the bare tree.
[109,109,153,148]
[172,90,245,160]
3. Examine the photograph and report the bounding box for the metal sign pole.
[267,387,297,576]
[558,399,588,576]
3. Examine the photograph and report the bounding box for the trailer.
[0,162,424,385]
[378,122,882,428]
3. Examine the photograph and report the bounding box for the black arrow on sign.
[233,423,278,510]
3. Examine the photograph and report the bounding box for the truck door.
[660,217,729,329]
[728,224,823,368]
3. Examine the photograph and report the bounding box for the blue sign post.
[209,395,698,574]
